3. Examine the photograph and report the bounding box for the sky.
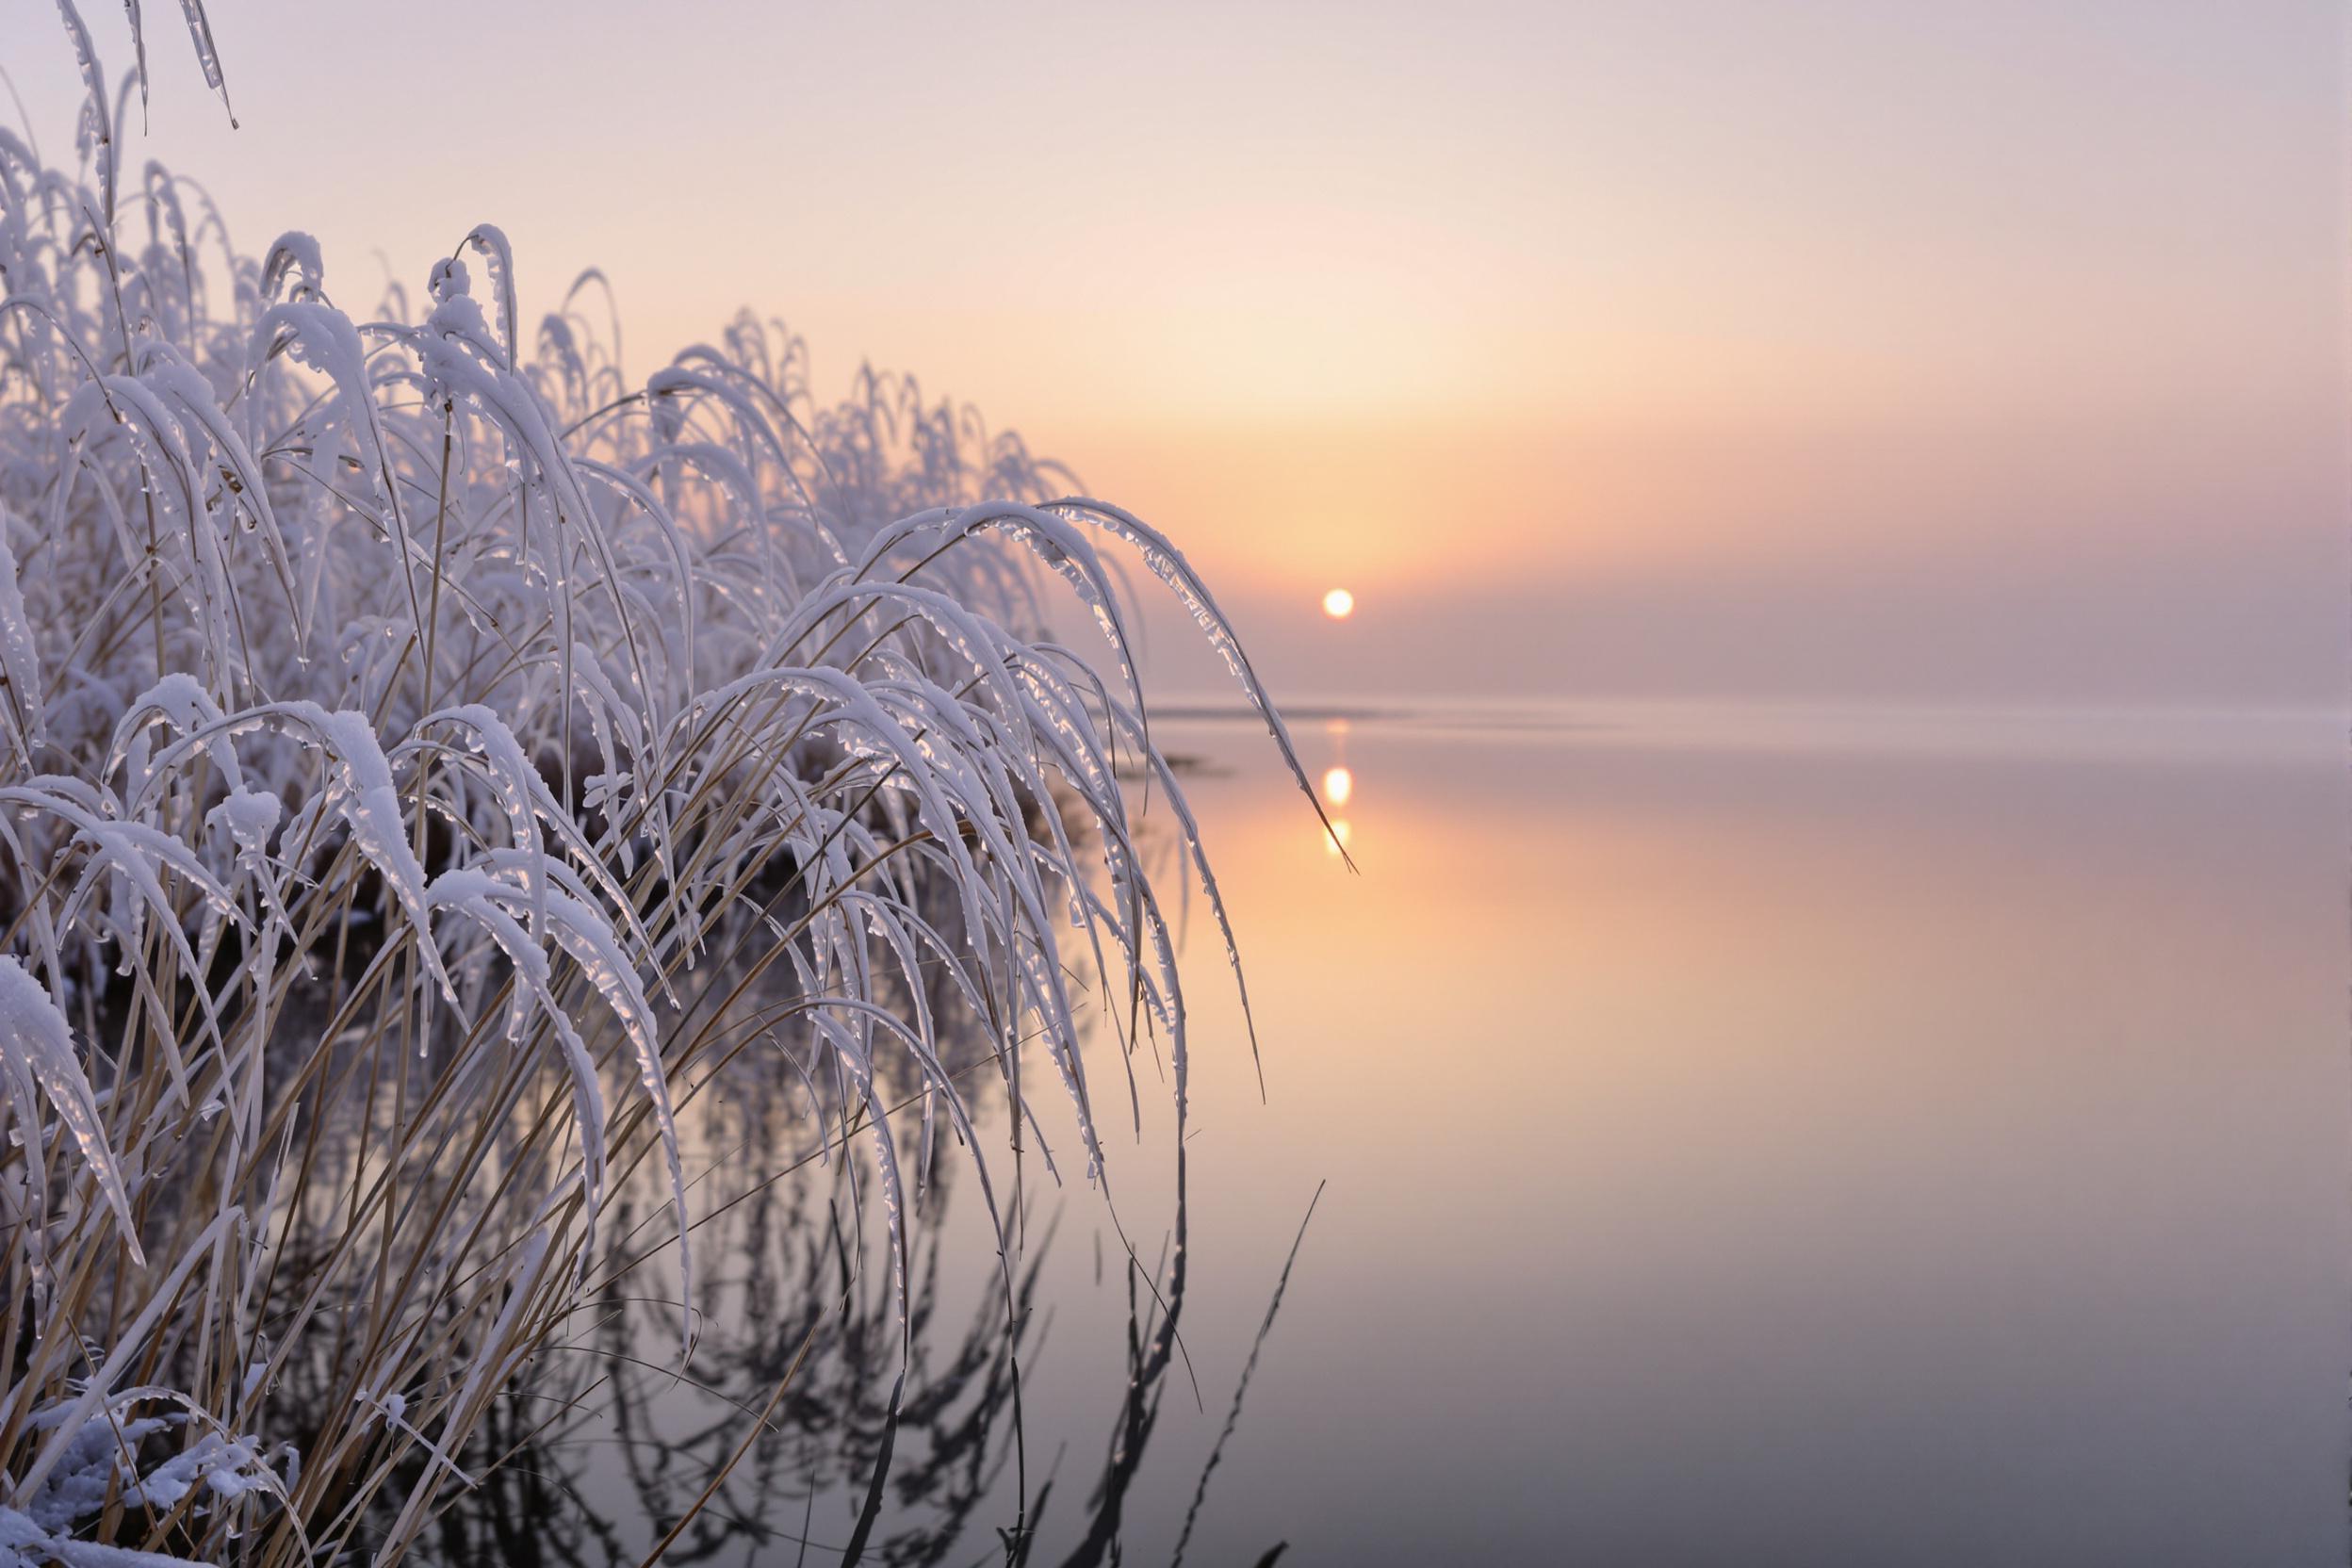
[5,0,2343,705]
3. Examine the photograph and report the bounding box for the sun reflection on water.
[1322,720,1356,856]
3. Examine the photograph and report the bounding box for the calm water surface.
[541,702,2350,1565]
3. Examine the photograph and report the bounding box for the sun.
[1322,587,1355,619]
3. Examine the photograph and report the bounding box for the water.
[468,700,2348,1565]
[1140,699,2348,1565]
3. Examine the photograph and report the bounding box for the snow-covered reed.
[0,7,1320,1560]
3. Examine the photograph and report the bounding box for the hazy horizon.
[7,0,2337,710]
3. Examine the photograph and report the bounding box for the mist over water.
[433,700,2346,1564]
[1100,700,2346,1564]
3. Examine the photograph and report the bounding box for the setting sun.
[1323,587,1356,619]
[1323,765,1354,806]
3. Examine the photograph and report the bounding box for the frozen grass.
[0,7,1322,1561]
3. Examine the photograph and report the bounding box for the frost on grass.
[0,8,1321,1564]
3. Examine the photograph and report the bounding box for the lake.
[496,700,2348,1566]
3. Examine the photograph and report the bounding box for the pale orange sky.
[5,0,2341,703]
